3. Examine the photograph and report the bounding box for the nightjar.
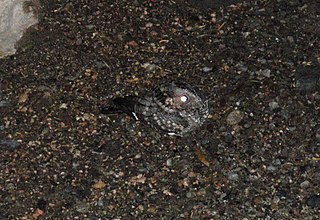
[102,81,209,136]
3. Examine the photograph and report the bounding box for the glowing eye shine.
[180,95,188,102]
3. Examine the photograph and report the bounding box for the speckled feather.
[102,82,209,136]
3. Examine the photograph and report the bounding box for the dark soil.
[0,0,319,219]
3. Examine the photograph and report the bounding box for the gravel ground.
[0,0,319,219]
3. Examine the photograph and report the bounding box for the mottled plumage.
[102,81,209,136]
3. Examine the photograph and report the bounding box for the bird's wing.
[101,96,139,115]
[102,96,154,120]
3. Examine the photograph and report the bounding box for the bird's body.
[102,82,209,136]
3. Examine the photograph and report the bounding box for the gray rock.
[166,158,173,167]
[287,36,294,43]
[306,194,320,208]
[295,65,320,92]
[186,192,193,198]
[273,159,281,166]
[227,172,239,181]
[267,165,277,172]
[0,0,40,58]
[226,110,244,125]
[142,62,156,72]
[202,66,213,73]
[75,201,90,213]
[0,139,21,150]
[269,101,280,111]
[256,69,271,79]
[300,180,310,189]
[0,100,11,107]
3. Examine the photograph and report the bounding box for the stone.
[300,180,310,189]
[227,172,239,181]
[269,101,280,111]
[295,65,320,92]
[306,194,320,208]
[226,110,244,125]
[0,0,40,58]
[0,139,21,150]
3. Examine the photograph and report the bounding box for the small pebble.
[273,159,281,166]
[97,199,104,207]
[287,36,294,43]
[267,165,277,171]
[295,66,320,92]
[306,194,320,208]
[226,110,244,125]
[300,180,310,189]
[256,69,271,78]
[141,62,156,72]
[145,22,153,28]
[280,109,290,120]
[0,140,21,150]
[86,24,95,30]
[269,101,280,111]
[186,192,193,198]
[75,202,90,213]
[227,172,239,181]
[166,158,173,167]
[0,100,11,107]
[261,69,271,78]
[202,66,213,73]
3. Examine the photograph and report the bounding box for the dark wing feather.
[101,96,139,115]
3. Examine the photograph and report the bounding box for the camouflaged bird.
[102,81,209,136]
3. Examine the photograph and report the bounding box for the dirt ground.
[0,0,319,219]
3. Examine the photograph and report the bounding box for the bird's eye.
[180,95,188,103]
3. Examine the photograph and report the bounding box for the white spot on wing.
[168,132,177,136]
[132,112,139,120]
[168,132,182,137]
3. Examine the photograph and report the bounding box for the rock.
[226,110,244,125]
[300,180,310,189]
[141,62,156,72]
[267,165,277,172]
[186,192,193,198]
[269,101,280,111]
[202,66,213,73]
[75,201,90,213]
[306,194,320,208]
[0,0,40,58]
[273,159,281,166]
[0,100,11,107]
[166,158,173,167]
[287,36,294,43]
[0,139,21,150]
[280,109,290,120]
[85,24,95,30]
[295,65,320,92]
[227,172,239,181]
[256,69,271,79]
